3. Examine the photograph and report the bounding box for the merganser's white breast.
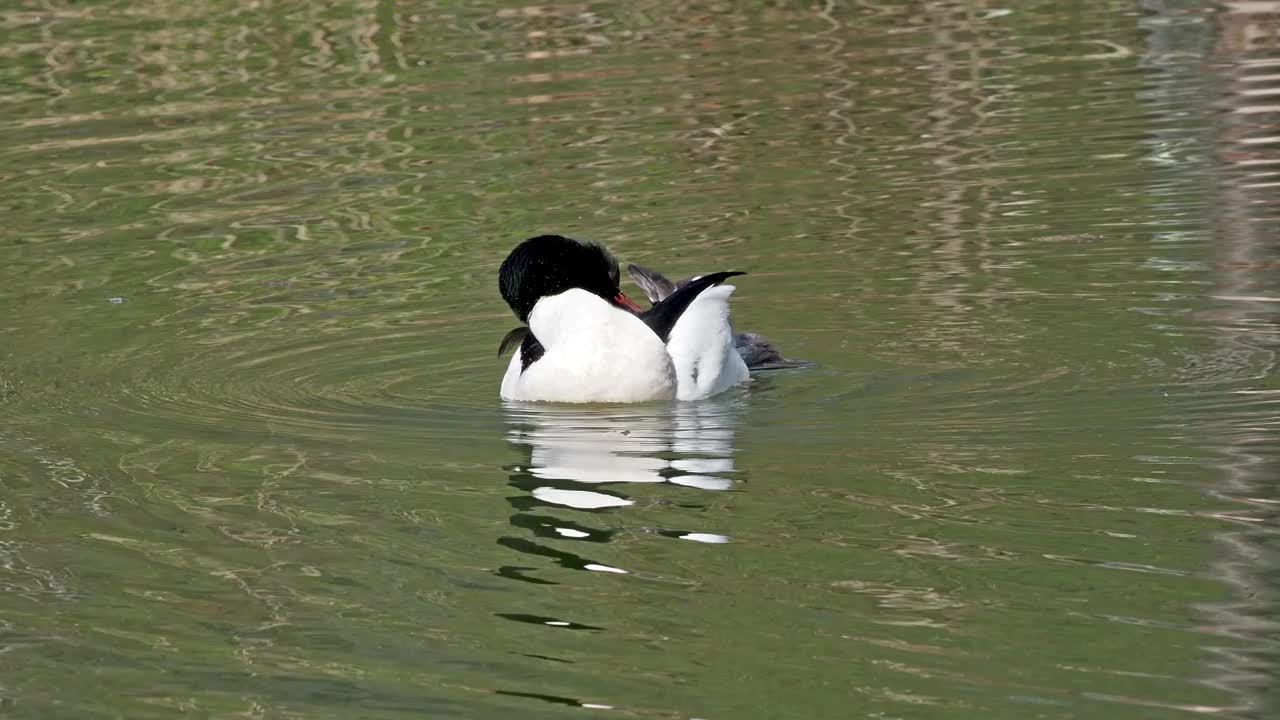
[500,288,677,403]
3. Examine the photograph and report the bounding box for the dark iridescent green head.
[498,235,626,323]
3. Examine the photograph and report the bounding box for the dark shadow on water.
[493,614,604,632]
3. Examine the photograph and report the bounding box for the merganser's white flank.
[665,284,749,400]
[500,288,677,402]
[496,235,751,403]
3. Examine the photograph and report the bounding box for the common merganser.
[497,235,749,403]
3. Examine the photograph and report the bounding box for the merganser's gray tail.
[732,331,812,370]
[627,264,812,372]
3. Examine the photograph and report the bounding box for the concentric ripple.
[105,322,500,443]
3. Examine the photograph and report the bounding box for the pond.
[1,1,1277,718]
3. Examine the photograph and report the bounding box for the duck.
[497,235,751,403]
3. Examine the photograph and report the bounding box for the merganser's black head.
[499,235,644,324]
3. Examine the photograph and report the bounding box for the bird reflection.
[496,397,744,586]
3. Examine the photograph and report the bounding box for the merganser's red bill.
[613,292,644,314]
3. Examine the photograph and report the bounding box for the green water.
[2,1,1278,718]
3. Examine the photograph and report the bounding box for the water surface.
[2,1,1278,718]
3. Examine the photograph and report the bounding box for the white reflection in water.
[679,533,732,544]
[668,475,733,491]
[504,397,744,495]
[497,397,745,585]
[530,487,633,509]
